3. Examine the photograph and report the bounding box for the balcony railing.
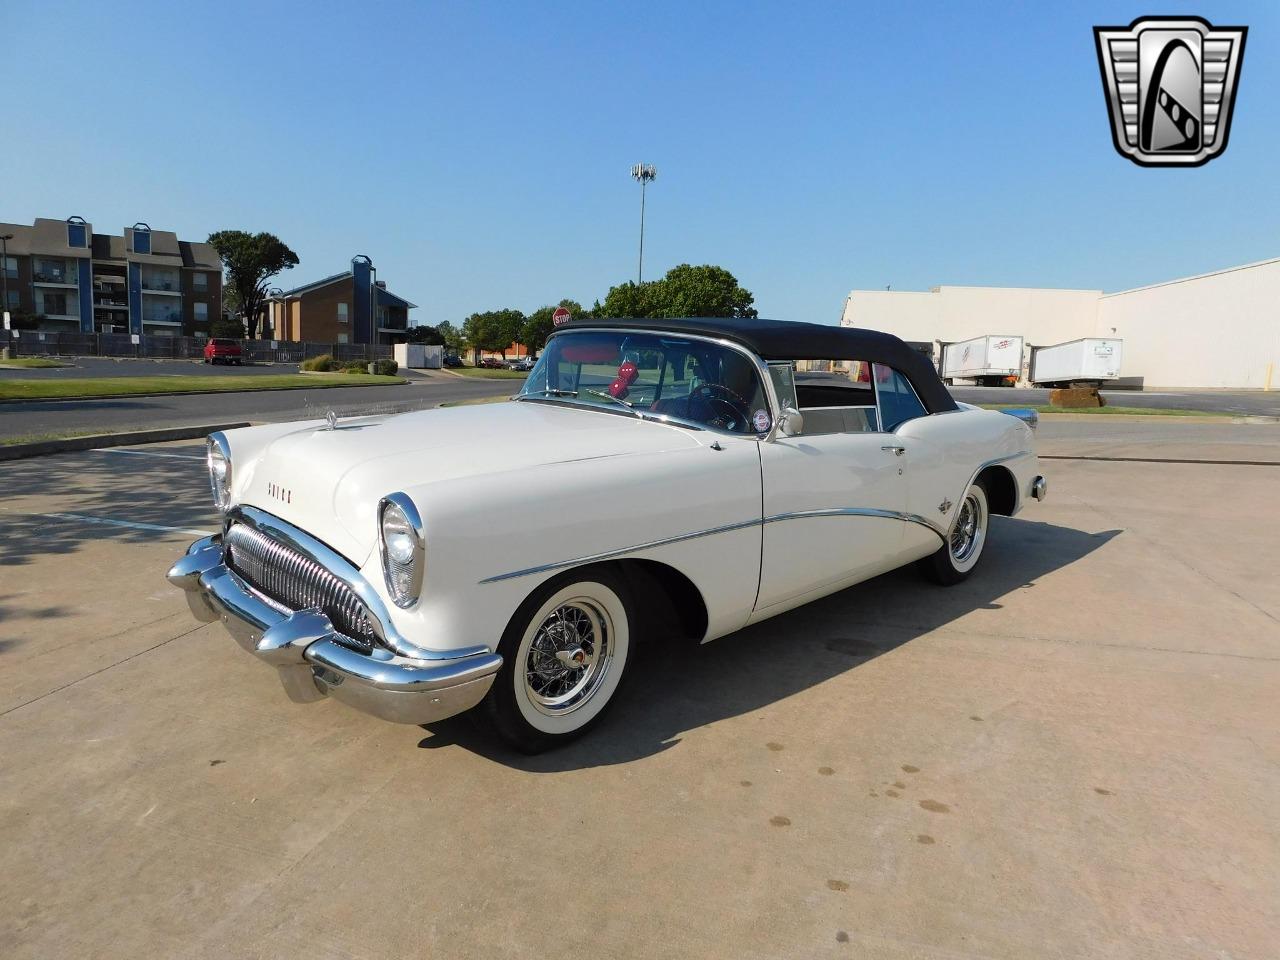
[94,296,129,308]
[143,312,183,324]
[33,271,77,285]
[141,278,181,293]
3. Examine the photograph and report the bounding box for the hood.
[234,401,704,563]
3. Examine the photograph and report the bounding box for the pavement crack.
[0,621,208,720]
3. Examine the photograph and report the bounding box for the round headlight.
[379,494,424,608]
[207,435,232,511]
[381,503,417,564]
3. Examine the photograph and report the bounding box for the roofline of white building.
[1103,254,1280,298]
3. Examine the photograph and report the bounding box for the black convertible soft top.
[557,316,957,414]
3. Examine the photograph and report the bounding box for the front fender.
[376,437,765,651]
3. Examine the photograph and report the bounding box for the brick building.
[266,256,416,345]
[0,216,221,336]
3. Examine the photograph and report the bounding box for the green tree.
[5,309,44,332]
[598,264,757,319]
[207,230,300,339]
[463,308,525,359]
[406,324,445,345]
[657,264,758,318]
[211,312,245,338]
[522,299,582,355]
[597,281,659,318]
[436,320,465,353]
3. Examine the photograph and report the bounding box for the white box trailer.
[940,335,1024,385]
[1030,338,1123,386]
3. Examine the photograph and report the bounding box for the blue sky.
[3,1,1277,326]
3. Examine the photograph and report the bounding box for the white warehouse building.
[841,256,1280,390]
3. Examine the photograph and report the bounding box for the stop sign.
[552,307,571,326]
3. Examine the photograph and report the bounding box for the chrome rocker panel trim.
[168,535,503,725]
[763,507,947,538]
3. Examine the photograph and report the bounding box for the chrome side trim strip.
[479,517,762,584]
[480,505,954,585]
[763,507,947,539]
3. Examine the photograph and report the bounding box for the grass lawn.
[0,373,405,401]
[981,404,1220,417]
[449,366,529,379]
[0,357,72,368]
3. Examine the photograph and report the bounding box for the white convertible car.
[169,317,1046,751]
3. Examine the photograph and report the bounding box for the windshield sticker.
[753,409,772,433]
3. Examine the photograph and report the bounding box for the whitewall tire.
[485,569,633,752]
[919,481,989,585]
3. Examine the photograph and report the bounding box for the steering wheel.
[688,382,752,431]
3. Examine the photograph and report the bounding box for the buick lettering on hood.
[168,317,1046,752]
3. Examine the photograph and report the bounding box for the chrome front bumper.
[167,536,503,725]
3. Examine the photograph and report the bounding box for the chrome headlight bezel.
[207,433,232,512]
[378,492,425,608]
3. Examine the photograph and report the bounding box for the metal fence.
[3,331,393,363]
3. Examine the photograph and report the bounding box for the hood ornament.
[324,410,338,431]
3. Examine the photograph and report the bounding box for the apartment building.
[0,216,222,336]
[266,256,416,345]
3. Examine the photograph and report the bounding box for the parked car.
[507,356,536,372]
[443,353,464,368]
[168,317,1045,752]
[204,339,243,365]
[478,356,507,369]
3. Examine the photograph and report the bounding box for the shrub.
[302,355,396,375]
[301,354,334,372]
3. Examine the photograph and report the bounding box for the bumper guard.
[167,536,502,725]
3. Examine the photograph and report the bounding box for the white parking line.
[40,513,214,536]
[90,448,206,461]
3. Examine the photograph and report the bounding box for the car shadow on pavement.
[0,448,214,571]
[418,516,1121,770]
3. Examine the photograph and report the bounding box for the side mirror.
[778,407,804,437]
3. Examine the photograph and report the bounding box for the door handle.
[881,444,905,456]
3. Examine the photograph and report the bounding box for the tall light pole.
[631,163,657,284]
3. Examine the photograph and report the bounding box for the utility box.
[940,335,1024,385]
[1030,338,1124,387]
[394,343,443,369]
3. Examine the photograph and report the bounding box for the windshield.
[517,330,773,435]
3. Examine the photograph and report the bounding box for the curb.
[0,423,251,461]
[0,378,407,405]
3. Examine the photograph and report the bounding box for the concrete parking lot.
[1,421,1277,959]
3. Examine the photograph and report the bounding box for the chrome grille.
[223,521,377,654]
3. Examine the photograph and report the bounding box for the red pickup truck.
[203,339,244,365]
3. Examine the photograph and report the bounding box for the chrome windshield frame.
[514,326,781,441]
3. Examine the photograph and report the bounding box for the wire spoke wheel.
[522,598,614,717]
[949,492,984,563]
